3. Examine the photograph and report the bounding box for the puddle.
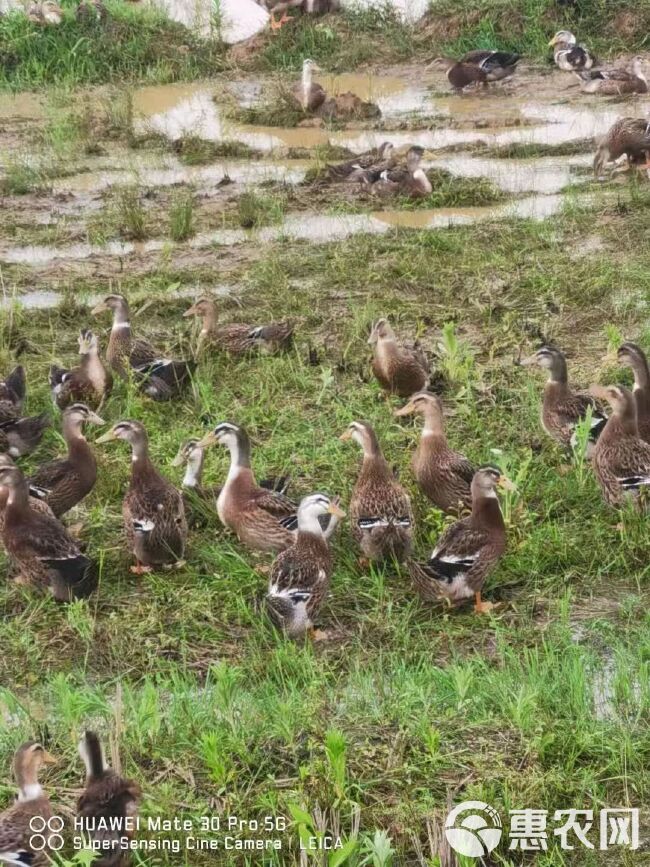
[0,190,570,267]
[0,283,232,311]
[431,154,590,194]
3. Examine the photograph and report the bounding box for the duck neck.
[5,480,31,521]
[297,509,325,538]
[420,407,445,439]
[472,488,505,531]
[201,304,217,335]
[546,355,568,388]
[130,435,152,475]
[606,409,639,439]
[63,416,86,454]
[302,63,313,96]
[183,451,204,488]
[17,778,43,803]
[225,433,251,483]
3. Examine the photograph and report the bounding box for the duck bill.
[87,411,105,426]
[95,429,117,444]
[41,750,58,765]
[196,431,219,449]
[519,354,538,367]
[588,384,610,402]
[90,301,108,315]
[328,500,346,519]
[547,38,556,47]
[183,304,199,318]
[394,402,415,417]
[498,475,516,492]
[339,430,353,442]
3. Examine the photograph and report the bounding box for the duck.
[548,31,595,71]
[395,392,474,512]
[266,493,345,637]
[75,0,107,23]
[27,0,63,24]
[520,345,607,452]
[49,329,113,410]
[369,318,429,398]
[0,365,26,414]
[371,146,432,199]
[593,117,650,177]
[0,365,49,458]
[27,403,104,518]
[183,297,293,355]
[616,342,650,442]
[0,742,57,867]
[0,454,56,537]
[590,385,650,506]
[194,423,301,553]
[91,294,195,400]
[318,91,381,121]
[77,731,142,866]
[408,466,512,614]
[292,59,327,113]
[262,0,338,30]
[0,464,98,601]
[340,421,413,563]
[460,49,521,81]
[324,142,395,183]
[576,56,647,95]
[96,421,187,574]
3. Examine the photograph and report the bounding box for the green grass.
[169,190,195,241]
[1,183,650,863]
[0,0,225,89]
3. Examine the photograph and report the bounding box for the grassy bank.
[2,0,650,90]
[1,180,650,863]
[0,0,224,89]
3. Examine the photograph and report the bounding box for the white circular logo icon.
[445,800,502,857]
[29,815,65,851]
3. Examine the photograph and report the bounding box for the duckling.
[324,142,395,183]
[49,329,113,410]
[28,404,104,518]
[616,342,650,442]
[395,392,474,512]
[593,117,650,177]
[194,423,299,553]
[368,318,429,398]
[520,345,607,452]
[0,464,98,601]
[340,421,413,563]
[408,466,512,614]
[266,493,345,637]
[91,295,194,400]
[590,384,650,506]
[372,146,432,199]
[576,56,647,95]
[548,30,595,71]
[77,731,142,867]
[183,297,293,355]
[0,742,57,867]
[96,421,187,574]
[292,59,326,113]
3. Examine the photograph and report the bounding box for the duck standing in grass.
[590,385,650,506]
[395,392,474,513]
[0,742,57,867]
[616,342,650,442]
[266,493,345,638]
[183,297,293,355]
[195,423,301,553]
[28,403,104,518]
[0,454,56,535]
[97,421,187,574]
[341,421,413,563]
[49,329,112,410]
[593,118,650,177]
[92,294,195,401]
[369,318,429,398]
[77,731,142,867]
[548,30,595,71]
[520,345,607,452]
[408,466,512,614]
[576,56,647,95]
[0,464,98,600]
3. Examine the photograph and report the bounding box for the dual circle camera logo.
[445,800,503,857]
[29,816,65,852]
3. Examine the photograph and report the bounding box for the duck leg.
[474,590,495,614]
[130,560,152,575]
[270,9,292,29]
